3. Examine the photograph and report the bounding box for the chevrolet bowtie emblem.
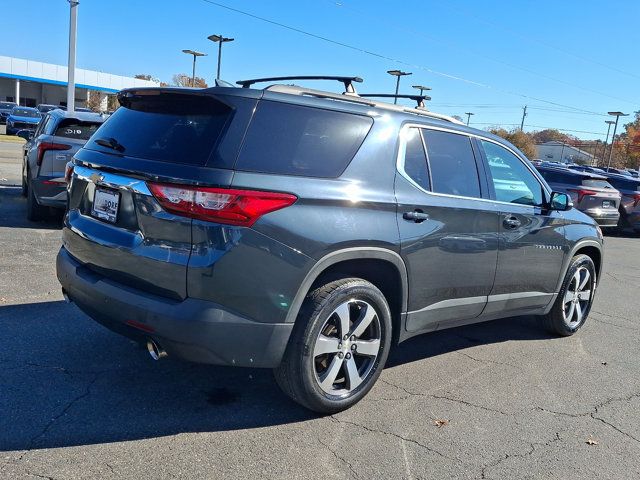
[89,173,104,183]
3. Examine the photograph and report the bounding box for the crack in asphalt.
[455,351,521,371]
[536,392,640,444]
[328,415,457,462]
[26,472,57,480]
[5,374,100,471]
[316,437,359,479]
[480,432,561,479]
[591,310,639,328]
[378,378,511,416]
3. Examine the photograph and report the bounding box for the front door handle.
[403,210,429,223]
[503,216,521,229]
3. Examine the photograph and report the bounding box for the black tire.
[21,166,27,197]
[274,278,392,414]
[542,254,596,336]
[26,181,47,222]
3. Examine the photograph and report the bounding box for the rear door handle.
[403,210,429,223]
[503,216,521,229]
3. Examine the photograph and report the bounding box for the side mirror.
[550,192,572,211]
[16,130,33,141]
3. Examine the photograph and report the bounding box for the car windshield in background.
[1,102,17,109]
[87,93,232,166]
[12,108,40,118]
[38,105,57,113]
[54,120,102,141]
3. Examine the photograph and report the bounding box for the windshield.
[12,108,40,118]
[38,105,57,112]
[0,102,17,110]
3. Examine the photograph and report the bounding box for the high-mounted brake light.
[147,183,297,226]
[567,188,597,203]
[37,142,71,166]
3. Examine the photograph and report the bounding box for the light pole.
[67,0,79,113]
[606,112,628,170]
[412,84,431,97]
[182,49,207,87]
[387,70,412,104]
[601,120,615,166]
[465,112,474,126]
[207,34,234,80]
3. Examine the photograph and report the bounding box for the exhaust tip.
[147,340,167,360]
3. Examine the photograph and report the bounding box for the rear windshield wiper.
[94,137,125,152]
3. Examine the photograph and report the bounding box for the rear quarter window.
[235,101,373,178]
[54,119,102,140]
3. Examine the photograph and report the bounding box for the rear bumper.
[585,210,620,227]
[32,178,67,208]
[56,247,294,368]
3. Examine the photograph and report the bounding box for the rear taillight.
[568,188,597,203]
[626,193,640,207]
[37,141,71,166]
[147,183,297,226]
[64,162,74,184]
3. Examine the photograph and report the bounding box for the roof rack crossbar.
[236,76,363,94]
[360,93,431,108]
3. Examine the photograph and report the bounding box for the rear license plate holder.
[91,187,120,223]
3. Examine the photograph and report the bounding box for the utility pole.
[67,0,79,113]
[465,112,474,126]
[606,112,628,170]
[520,105,527,131]
[602,120,615,166]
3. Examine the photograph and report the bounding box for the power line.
[199,0,614,116]
[470,122,610,136]
[443,0,640,82]
[328,0,639,105]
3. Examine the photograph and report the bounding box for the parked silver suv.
[21,109,106,220]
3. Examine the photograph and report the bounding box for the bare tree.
[172,73,208,88]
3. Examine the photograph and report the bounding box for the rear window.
[86,93,232,166]
[582,179,614,189]
[54,119,102,140]
[235,101,373,178]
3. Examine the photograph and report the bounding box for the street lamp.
[601,120,616,165]
[465,112,474,126]
[387,70,412,104]
[412,84,431,96]
[182,49,207,87]
[207,34,234,80]
[606,112,628,170]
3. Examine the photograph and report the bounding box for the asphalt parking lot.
[1,139,639,480]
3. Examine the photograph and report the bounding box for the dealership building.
[0,55,159,110]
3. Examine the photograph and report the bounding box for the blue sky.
[4,0,639,140]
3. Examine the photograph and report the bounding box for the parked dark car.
[0,101,18,124]
[57,79,603,413]
[36,104,59,114]
[536,165,621,227]
[601,173,640,232]
[6,106,41,135]
[22,109,106,220]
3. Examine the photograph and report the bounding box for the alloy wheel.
[562,266,593,327]
[313,299,382,396]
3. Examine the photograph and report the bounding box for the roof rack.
[360,93,431,108]
[236,75,363,95]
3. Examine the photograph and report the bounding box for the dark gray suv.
[57,78,603,413]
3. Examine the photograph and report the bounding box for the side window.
[423,129,481,198]
[400,127,430,190]
[236,101,373,177]
[482,140,543,206]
